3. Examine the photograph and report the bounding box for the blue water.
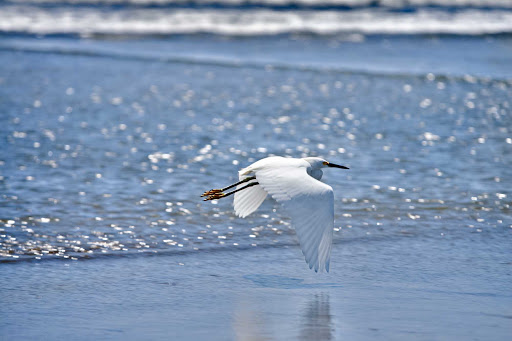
[1,1,512,339]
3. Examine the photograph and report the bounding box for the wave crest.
[1,4,512,36]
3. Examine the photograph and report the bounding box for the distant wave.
[1,3,512,36]
[2,42,511,83]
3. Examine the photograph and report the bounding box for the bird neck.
[308,168,323,180]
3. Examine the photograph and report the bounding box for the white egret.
[202,156,349,272]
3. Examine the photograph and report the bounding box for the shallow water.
[1,2,512,338]
[1,35,511,262]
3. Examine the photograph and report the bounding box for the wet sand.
[1,233,510,340]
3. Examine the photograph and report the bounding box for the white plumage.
[202,156,348,272]
[233,173,267,218]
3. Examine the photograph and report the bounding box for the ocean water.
[1,0,512,340]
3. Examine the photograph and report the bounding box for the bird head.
[303,157,349,170]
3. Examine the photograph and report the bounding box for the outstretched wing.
[233,174,267,218]
[255,165,334,272]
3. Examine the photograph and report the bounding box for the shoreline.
[1,233,510,340]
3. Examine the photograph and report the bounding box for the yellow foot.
[201,189,222,197]
[203,192,226,201]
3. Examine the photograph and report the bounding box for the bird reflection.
[299,293,333,341]
[232,306,267,341]
[233,276,335,340]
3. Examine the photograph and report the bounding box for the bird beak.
[326,162,349,169]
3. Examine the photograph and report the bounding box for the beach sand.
[2,232,511,340]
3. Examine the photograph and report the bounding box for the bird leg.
[203,181,259,201]
[201,176,256,197]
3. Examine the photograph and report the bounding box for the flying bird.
[201,156,349,272]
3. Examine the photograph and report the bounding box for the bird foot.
[201,189,222,197]
[203,192,225,201]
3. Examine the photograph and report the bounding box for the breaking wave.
[1,0,512,36]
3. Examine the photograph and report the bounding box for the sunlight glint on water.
[1,36,511,261]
